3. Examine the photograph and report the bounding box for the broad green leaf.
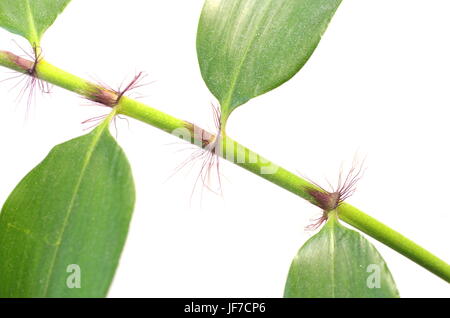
[0,118,135,297]
[0,0,71,45]
[284,213,399,298]
[197,0,342,122]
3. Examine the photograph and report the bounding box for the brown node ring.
[170,104,223,201]
[82,72,146,131]
[6,51,34,73]
[88,86,118,108]
[185,122,217,149]
[3,43,51,112]
[88,72,147,108]
[305,158,365,231]
[7,43,41,75]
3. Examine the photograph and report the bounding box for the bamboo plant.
[0,0,448,298]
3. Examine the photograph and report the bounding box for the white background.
[0,0,449,297]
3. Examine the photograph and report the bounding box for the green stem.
[1,51,449,283]
[338,203,450,282]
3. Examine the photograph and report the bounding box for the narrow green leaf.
[197,0,342,122]
[0,118,135,297]
[0,0,71,45]
[284,213,400,298]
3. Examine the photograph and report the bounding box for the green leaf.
[0,118,135,297]
[197,0,342,123]
[0,0,71,45]
[284,213,400,298]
